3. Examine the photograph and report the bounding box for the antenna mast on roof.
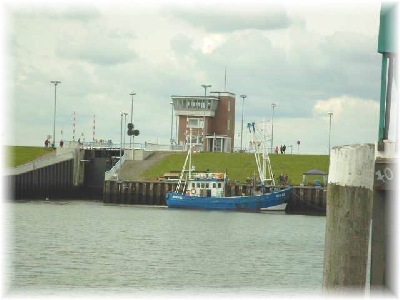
[224,66,227,91]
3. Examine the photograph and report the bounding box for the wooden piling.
[370,141,396,293]
[323,144,375,292]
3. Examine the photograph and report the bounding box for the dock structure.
[103,179,326,215]
[7,144,326,215]
[6,143,122,200]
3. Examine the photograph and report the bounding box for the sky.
[1,0,396,154]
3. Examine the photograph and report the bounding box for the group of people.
[44,139,64,149]
[275,145,287,154]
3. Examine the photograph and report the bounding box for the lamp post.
[240,94,247,151]
[328,112,333,155]
[50,81,61,148]
[170,101,174,147]
[129,92,135,148]
[123,112,128,150]
[120,112,124,161]
[201,84,211,151]
[118,112,125,181]
[271,103,276,153]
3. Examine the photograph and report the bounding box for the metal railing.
[104,153,126,181]
[6,150,75,176]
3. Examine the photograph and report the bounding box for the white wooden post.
[323,144,375,292]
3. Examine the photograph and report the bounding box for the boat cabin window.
[196,183,200,188]
[213,183,216,188]
[218,183,222,188]
[206,183,209,188]
[201,183,205,188]
[191,183,195,188]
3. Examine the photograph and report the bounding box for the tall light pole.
[271,103,276,153]
[123,112,128,150]
[119,112,126,181]
[240,94,247,151]
[328,112,333,155]
[129,92,135,148]
[170,101,174,147]
[120,112,124,161]
[50,81,61,148]
[201,84,211,151]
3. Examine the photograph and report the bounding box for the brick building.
[171,91,236,152]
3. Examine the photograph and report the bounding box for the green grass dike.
[4,146,55,168]
[5,146,329,186]
[143,152,329,186]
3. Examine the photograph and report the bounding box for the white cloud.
[3,1,388,155]
[236,95,380,155]
[164,3,292,32]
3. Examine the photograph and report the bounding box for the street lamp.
[271,103,276,153]
[328,112,333,155]
[118,112,125,181]
[129,92,136,148]
[170,101,174,147]
[50,81,61,148]
[201,84,211,151]
[201,84,211,97]
[123,112,128,150]
[120,112,124,161]
[240,94,247,151]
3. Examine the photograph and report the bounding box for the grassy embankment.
[142,152,329,186]
[4,146,54,168]
[6,146,329,185]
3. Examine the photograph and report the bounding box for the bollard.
[370,140,396,293]
[323,144,375,292]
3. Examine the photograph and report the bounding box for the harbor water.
[4,201,326,297]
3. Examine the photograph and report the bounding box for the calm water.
[4,201,326,297]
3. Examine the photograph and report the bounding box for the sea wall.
[103,180,326,215]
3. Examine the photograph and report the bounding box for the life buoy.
[191,189,196,194]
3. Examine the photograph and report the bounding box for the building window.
[227,119,230,130]
[228,100,230,112]
[188,118,204,128]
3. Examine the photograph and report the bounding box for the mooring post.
[323,144,375,293]
[370,140,396,294]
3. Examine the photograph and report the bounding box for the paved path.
[119,152,173,181]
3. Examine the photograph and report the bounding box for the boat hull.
[166,187,293,211]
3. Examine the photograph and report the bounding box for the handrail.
[6,150,75,176]
[104,154,126,181]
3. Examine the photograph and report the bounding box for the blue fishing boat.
[166,125,293,211]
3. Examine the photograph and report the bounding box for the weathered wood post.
[370,141,396,293]
[370,2,398,294]
[323,144,375,292]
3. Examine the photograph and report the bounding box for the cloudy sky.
[1,0,392,154]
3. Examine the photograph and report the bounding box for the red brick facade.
[172,92,236,152]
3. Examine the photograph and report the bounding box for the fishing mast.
[250,122,275,187]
